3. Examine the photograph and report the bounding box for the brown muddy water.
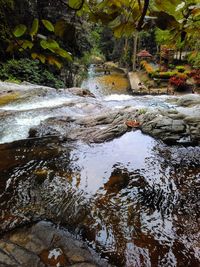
[0,131,199,266]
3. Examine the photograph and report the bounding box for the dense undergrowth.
[0,58,65,88]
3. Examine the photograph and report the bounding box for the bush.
[169,75,188,91]
[151,71,177,79]
[176,66,185,73]
[187,51,200,69]
[189,69,200,87]
[0,58,65,88]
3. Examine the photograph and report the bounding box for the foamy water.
[0,97,72,111]
[0,114,51,144]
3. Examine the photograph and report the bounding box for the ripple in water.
[0,131,199,266]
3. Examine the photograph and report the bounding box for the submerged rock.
[0,221,110,267]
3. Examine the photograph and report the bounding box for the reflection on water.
[0,131,199,266]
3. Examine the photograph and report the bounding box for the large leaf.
[13,24,27,37]
[30,19,39,39]
[42,19,54,32]
[155,11,179,30]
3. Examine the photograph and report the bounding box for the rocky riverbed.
[0,81,200,266]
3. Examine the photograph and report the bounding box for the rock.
[141,112,193,145]
[0,221,109,267]
[67,87,95,98]
[176,94,200,107]
[29,108,138,144]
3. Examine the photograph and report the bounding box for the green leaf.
[68,0,83,9]
[22,40,34,49]
[55,20,66,37]
[47,56,62,69]
[30,19,39,39]
[40,39,59,50]
[54,48,73,61]
[31,53,46,63]
[42,19,54,32]
[13,24,27,37]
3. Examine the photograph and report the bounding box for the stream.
[0,66,199,266]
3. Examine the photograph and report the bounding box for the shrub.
[187,51,200,69]
[151,71,177,79]
[169,75,188,91]
[176,66,185,73]
[0,58,65,88]
[189,69,200,86]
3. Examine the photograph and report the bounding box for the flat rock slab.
[0,221,110,267]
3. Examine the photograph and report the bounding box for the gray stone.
[0,221,110,267]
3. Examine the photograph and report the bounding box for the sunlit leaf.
[68,0,83,9]
[42,19,54,32]
[54,48,73,61]
[47,56,62,69]
[13,24,27,37]
[22,40,34,49]
[175,2,185,12]
[30,19,39,39]
[40,39,59,50]
[31,53,46,63]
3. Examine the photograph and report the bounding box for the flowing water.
[0,69,199,266]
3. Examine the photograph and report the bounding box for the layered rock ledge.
[28,94,200,146]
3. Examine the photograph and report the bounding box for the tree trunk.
[132,31,138,71]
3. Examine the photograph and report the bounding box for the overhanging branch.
[136,0,149,31]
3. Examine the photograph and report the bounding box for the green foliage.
[69,0,83,9]
[187,51,200,68]
[13,24,27,37]
[30,19,39,39]
[8,18,72,68]
[151,71,177,79]
[176,66,185,73]
[0,58,65,88]
[42,20,55,32]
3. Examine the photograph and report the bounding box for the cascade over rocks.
[0,81,200,145]
[28,92,200,146]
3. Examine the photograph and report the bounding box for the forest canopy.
[0,0,199,69]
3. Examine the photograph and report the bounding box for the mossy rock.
[0,92,20,106]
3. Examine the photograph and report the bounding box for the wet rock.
[176,94,200,107]
[141,112,195,145]
[0,221,109,267]
[29,107,138,143]
[66,87,95,98]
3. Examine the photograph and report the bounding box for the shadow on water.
[0,131,199,266]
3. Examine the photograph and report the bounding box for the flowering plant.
[169,76,186,87]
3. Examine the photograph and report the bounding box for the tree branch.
[136,0,149,31]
